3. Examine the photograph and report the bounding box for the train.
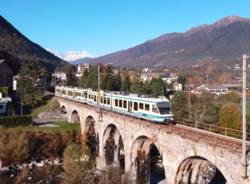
[55,86,174,123]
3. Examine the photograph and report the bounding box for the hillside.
[0,16,67,72]
[71,57,93,65]
[90,16,250,67]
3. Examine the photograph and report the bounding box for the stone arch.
[70,110,80,123]
[60,105,67,114]
[102,124,125,172]
[175,156,226,184]
[84,115,99,160]
[130,136,166,184]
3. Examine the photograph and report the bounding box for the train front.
[157,101,174,123]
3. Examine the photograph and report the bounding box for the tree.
[177,75,187,90]
[171,91,188,119]
[18,61,46,108]
[130,79,145,94]
[192,92,216,123]
[81,67,98,90]
[121,75,131,92]
[219,103,241,129]
[63,144,96,184]
[112,72,122,91]
[148,77,166,96]
[218,92,241,104]
[66,66,77,86]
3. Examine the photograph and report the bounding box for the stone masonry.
[57,97,250,184]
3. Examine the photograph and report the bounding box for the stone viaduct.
[57,97,250,184]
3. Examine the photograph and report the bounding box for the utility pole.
[97,66,101,121]
[242,54,247,179]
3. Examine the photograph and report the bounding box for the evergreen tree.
[79,69,89,87]
[121,75,131,92]
[171,91,188,119]
[148,77,166,96]
[177,74,186,90]
[18,61,46,107]
[111,72,121,91]
[66,66,77,86]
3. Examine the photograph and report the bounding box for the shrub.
[0,130,29,167]
[0,115,32,127]
[63,144,96,184]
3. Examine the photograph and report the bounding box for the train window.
[139,103,144,110]
[75,92,80,97]
[94,95,97,102]
[134,102,138,111]
[115,99,118,106]
[157,102,171,115]
[119,99,122,107]
[101,96,104,103]
[62,90,66,95]
[68,91,73,96]
[104,97,107,104]
[123,100,127,108]
[145,104,150,111]
[152,105,159,114]
[107,98,110,105]
[88,94,91,99]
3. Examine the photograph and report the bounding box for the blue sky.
[1,0,250,60]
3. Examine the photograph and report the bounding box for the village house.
[76,63,90,78]
[192,84,229,96]
[52,72,67,81]
[0,59,15,116]
[0,93,11,115]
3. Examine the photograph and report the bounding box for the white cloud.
[46,48,94,62]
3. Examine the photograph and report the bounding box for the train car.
[55,86,174,123]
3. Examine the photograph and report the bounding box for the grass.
[31,99,54,118]
[0,121,81,133]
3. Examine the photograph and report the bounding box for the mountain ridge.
[0,15,67,72]
[89,16,250,67]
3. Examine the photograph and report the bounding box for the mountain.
[90,16,250,67]
[71,57,93,65]
[0,15,67,72]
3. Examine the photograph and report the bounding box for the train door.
[128,101,132,112]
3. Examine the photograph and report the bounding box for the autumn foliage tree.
[219,103,241,130]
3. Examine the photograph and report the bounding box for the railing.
[177,119,250,141]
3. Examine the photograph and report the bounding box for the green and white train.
[55,86,174,123]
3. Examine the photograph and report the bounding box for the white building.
[192,84,229,96]
[161,73,178,84]
[173,83,183,91]
[140,68,152,82]
[0,93,12,115]
[234,64,241,71]
[52,72,67,81]
[77,63,90,73]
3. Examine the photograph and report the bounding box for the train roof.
[109,93,169,103]
[56,86,170,103]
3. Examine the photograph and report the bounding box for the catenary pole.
[242,54,247,178]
